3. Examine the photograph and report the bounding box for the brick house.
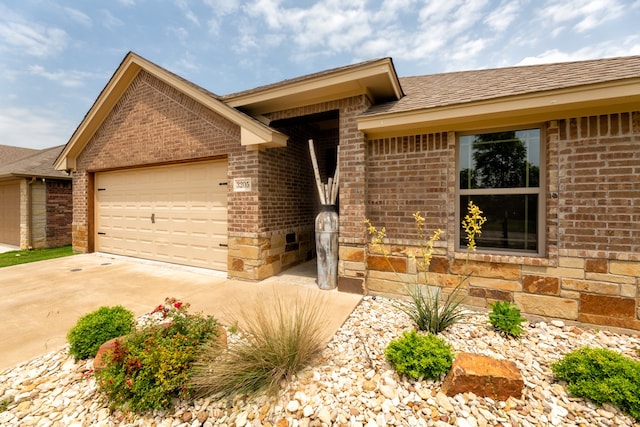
[55,52,640,330]
[0,145,72,249]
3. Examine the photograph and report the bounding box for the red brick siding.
[366,133,449,239]
[45,180,72,248]
[363,111,640,331]
[73,70,244,251]
[557,112,640,259]
[265,95,372,244]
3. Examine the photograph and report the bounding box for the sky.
[1,0,639,150]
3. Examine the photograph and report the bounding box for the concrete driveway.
[0,253,362,371]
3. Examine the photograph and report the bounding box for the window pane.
[459,129,540,189]
[460,194,538,252]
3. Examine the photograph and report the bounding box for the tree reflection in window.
[460,130,539,189]
[458,129,541,253]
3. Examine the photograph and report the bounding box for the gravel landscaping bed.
[1,295,640,427]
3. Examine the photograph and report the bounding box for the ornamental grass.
[190,291,327,399]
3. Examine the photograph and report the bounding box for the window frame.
[455,126,546,257]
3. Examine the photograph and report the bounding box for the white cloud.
[64,7,92,27]
[204,0,240,35]
[0,19,67,57]
[175,0,199,26]
[28,65,96,88]
[0,107,73,149]
[517,35,640,65]
[539,0,624,32]
[101,9,124,29]
[484,0,521,32]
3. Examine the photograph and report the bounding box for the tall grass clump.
[190,292,327,399]
[365,201,486,334]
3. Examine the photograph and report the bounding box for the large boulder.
[440,352,524,401]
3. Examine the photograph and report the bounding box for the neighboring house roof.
[54,52,288,171]
[359,55,640,138]
[0,145,39,165]
[0,145,70,181]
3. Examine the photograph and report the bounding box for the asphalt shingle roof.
[0,145,70,179]
[0,145,39,165]
[363,55,640,116]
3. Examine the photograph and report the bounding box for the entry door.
[95,161,228,270]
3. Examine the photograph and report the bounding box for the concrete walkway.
[0,253,362,371]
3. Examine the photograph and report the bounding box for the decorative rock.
[317,407,332,424]
[440,352,524,401]
[2,296,640,427]
[93,337,124,372]
[286,400,299,413]
[302,405,314,417]
[362,380,376,392]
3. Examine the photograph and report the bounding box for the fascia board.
[358,79,640,138]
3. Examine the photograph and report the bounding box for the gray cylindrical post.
[315,205,339,290]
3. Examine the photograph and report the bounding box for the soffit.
[222,58,403,115]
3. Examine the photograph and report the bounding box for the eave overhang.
[54,52,287,171]
[358,78,640,139]
[224,58,403,115]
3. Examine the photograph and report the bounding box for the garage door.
[95,161,228,270]
[0,180,20,246]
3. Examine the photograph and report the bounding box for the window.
[458,128,543,255]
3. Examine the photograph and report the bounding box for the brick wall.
[45,180,72,248]
[363,111,640,331]
[253,96,371,285]
[557,112,640,259]
[72,70,243,254]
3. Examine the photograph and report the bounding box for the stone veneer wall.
[45,180,72,248]
[361,111,640,331]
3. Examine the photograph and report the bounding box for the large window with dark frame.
[458,128,543,254]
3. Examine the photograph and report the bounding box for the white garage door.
[95,160,228,271]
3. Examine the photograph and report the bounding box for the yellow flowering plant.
[365,201,486,334]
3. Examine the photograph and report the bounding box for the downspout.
[27,177,35,249]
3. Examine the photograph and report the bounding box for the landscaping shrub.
[384,329,454,380]
[190,292,326,399]
[366,202,486,334]
[67,305,135,360]
[398,282,468,334]
[95,298,218,412]
[488,300,526,337]
[552,347,640,421]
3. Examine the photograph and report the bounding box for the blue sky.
[1,0,639,149]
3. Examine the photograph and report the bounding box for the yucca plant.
[190,292,327,399]
[397,282,468,334]
[366,201,485,334]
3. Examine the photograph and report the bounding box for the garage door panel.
[96,160,228,271]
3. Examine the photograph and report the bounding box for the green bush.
[488,300,526,337]
[552,347,640,421]
[190,292,326,399]
[95,298,218,412]
[384,329,454,380]
[67,305,135,360]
